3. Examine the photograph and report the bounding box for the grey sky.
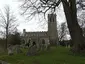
[0,0,65,32]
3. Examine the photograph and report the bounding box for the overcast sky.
[0,0,66,32]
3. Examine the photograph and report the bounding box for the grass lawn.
[0,46,85,64]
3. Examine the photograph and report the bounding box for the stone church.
[23,14,59,46]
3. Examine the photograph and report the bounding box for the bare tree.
[20,0,85,52]
[78,11,85,37]
[58,22,69,41]
[77,0,85,10]
[20,0,61,18]
[0,6,18,49]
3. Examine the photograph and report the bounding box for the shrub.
[8,33,21,45]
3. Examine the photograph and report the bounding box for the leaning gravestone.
[7,44,13,55]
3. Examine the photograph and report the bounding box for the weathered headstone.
[7,44,13,55]
[27,42,38,56]
[15,45,22,54]
[41,44,45,51]
[40,39,45,51]
[0,60,10,64]
[27,45,37,56]
[45,42,50,50]
[0,60,2,64]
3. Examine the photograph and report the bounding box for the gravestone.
[40,39,45,51]
[0,60,10,64]
[27,42,38,56]
[15,45,22,54]
[45,42,50,50]
[27,45,37,56]
[7,44,14,55]
[41,44,45,51]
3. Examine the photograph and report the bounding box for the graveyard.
[0,46,85,64]
[0,0,85,64]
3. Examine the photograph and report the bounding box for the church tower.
[48,14,58,45]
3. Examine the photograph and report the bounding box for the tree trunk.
[6,28,8,49]
[62,0,85,52]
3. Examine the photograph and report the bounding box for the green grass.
[0,46,85,64]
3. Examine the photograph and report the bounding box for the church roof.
[25,31,48,37]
